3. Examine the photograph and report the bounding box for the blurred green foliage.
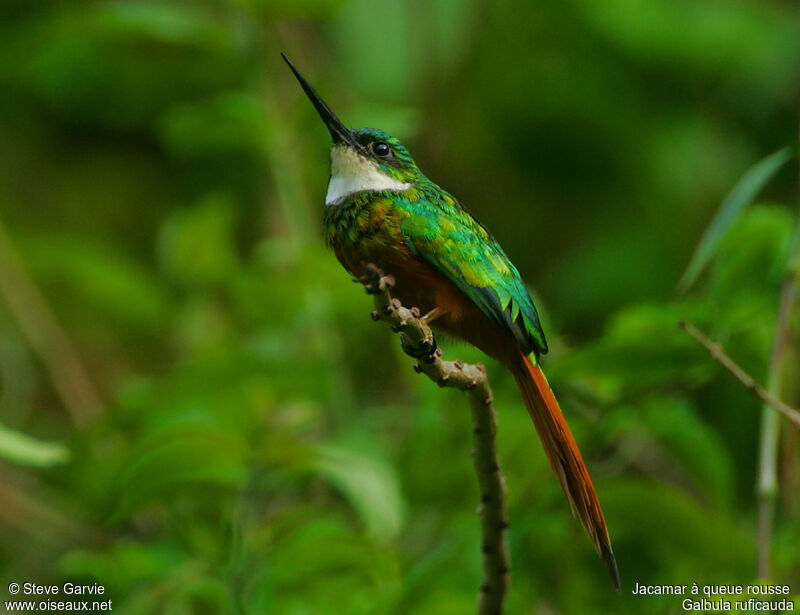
[1,0,799,613]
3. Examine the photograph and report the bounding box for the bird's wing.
[397,190,548,358]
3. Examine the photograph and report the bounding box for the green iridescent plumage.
[325,128,548,358]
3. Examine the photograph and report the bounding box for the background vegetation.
[1,0,799,613]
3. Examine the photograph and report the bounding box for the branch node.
[391,320,407,333]
[400,334,438,361]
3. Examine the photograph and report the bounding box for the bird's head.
[283,54,421,205]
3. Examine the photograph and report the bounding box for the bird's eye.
[372,141,391,158]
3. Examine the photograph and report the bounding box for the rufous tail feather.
[513,353,620,592]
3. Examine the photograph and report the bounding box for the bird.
[282,53,619,591]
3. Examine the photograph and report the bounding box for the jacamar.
[283,54,619,591]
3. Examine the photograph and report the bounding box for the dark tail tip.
[600,542,621,593]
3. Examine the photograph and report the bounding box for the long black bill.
[281,53,362,150]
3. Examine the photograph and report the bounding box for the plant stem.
[0,215,103,424]
[755,154,800,578]
[678,321,800,427]
[361,265,509,615]
[757,287,792,578]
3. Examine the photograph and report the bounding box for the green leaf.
[262,518,402,614]
[312,441,406,542]
[112,426,246,519]
[678,143,797,293]
[157,193,239,286]
[549,302,713,401]
[0,422,69,467]
[97,2,233,48]
[602,479,755,575]
[636,398,735,506]
[59,542,185,597]
[23,234,168,331]
[333,0,415,102]
[158,91,268,157]
[709,204,794,298]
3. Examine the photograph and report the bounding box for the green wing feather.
[397,189,548,358]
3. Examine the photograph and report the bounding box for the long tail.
[513,353,620,591]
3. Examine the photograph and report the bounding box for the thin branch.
[360,264,509,615]
[756,270,797,577]
[754,123,800,577]
[680,317,799,576]
[677,321,800,428]
[0,215,103,424]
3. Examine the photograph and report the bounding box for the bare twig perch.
[678,321,800,428]
[360,264,509,615]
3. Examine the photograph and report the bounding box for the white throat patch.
[325,145,412,206]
